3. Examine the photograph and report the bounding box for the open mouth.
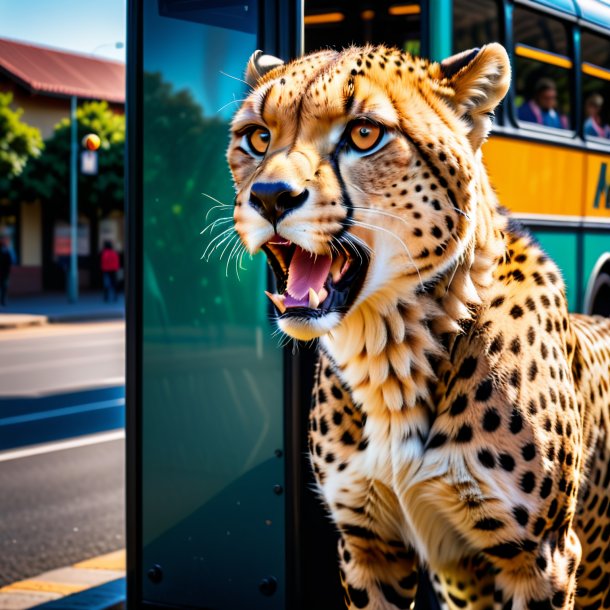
[261,235,369,319]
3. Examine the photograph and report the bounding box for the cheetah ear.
[245,50,285,87]
[440,43,511,148]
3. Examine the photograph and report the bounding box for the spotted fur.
[227,44,610,610]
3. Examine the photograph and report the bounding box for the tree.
[0,92,43,180]
[141,71,265,328]
[10,100,124,217]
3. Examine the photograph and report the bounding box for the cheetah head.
[227,44,510,341]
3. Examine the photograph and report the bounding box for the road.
[0,433,125,586]
[0,321,124,397]
[0,321,125,450]
[0,322,125,585]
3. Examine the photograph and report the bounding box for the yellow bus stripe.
[388,4,421,15]
[582,62,610,82]
[515,44,573,69]
[304,12,345,25]
[73,549,126,571]
[0,581,86,595]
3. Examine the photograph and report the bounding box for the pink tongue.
[286,246,332,301]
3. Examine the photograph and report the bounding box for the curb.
[0,550,125,610]
[0,315,48,330]
[46,312,124,324]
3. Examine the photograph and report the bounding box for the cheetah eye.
[245,127,270,156]
[347,120,383,152]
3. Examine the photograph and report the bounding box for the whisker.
[349,183,386,198]
[219,234,239,262]
[237,247,249,272]
[204,205,233,221]
[200,217,233,235]
[352,205,416,230]
[216,97,247,114]
[340,231,373,257]
[202,226,235,260]
[204,230,236,262]
[332,234,362,266]
[350,219,423,288]
[219,70,252,89]
[225,238,242,278]
[202,192,231,206]
[202,192,233,220]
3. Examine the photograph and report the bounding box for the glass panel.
[514,6,568,53]
[581,30,610,140]
[453,0,500,52]
[304,1,421,55]
[513,7,572,131]
[141,1,285,608]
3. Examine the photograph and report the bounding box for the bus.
[127,2,610,609]
[304,0,610,316]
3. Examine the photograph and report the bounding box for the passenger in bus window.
[518,77,569,129]
[583,93,610,138]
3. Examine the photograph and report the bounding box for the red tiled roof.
[0,38,125,104]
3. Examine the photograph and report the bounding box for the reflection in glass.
[514,8,571,130]
[582,31,610,139]
[141,1,285,608]
[305,1,421,55]
[453,0,499,52]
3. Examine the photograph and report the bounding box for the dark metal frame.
[125,0,141,607]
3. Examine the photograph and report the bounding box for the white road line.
[0,337,123,355]
[0,322,125,342]
[0,353,124,375]
[0,376,125,398]
[0,430,125,463]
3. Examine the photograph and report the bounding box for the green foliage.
[142,71,267,328]
[8,100,124,216]
[0,92,43,179]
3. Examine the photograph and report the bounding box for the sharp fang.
[331,253,345,282]
[308,287,320,308]
[340,257,351,278]
[265,290,286,314]
[318,287,328,304]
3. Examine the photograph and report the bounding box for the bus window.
[581,30,610,140]
[513,6,572,132]
[304,1,421,55]
[453,0,500,52]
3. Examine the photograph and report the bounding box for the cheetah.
[226,44,610,610]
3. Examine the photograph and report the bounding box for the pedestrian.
[0,237,12,307]
[100,240,120,302]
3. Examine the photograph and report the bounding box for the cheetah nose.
[249,181,309,227]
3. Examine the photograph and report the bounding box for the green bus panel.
[140,1,285,607]
[531,230,579,311]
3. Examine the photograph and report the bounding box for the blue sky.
[0,0,126,62]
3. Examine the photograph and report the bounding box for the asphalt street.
[0,321,125,450]
[0,321,126,585]
[0,434,125,586]
[0,321,124,397]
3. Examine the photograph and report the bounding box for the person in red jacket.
[100,240,120,302]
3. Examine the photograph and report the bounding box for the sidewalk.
[0,293,124,329]
[0,550,125,610]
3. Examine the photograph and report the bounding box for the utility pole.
[69,95,78,302]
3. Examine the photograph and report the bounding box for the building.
[0,37,125,293]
